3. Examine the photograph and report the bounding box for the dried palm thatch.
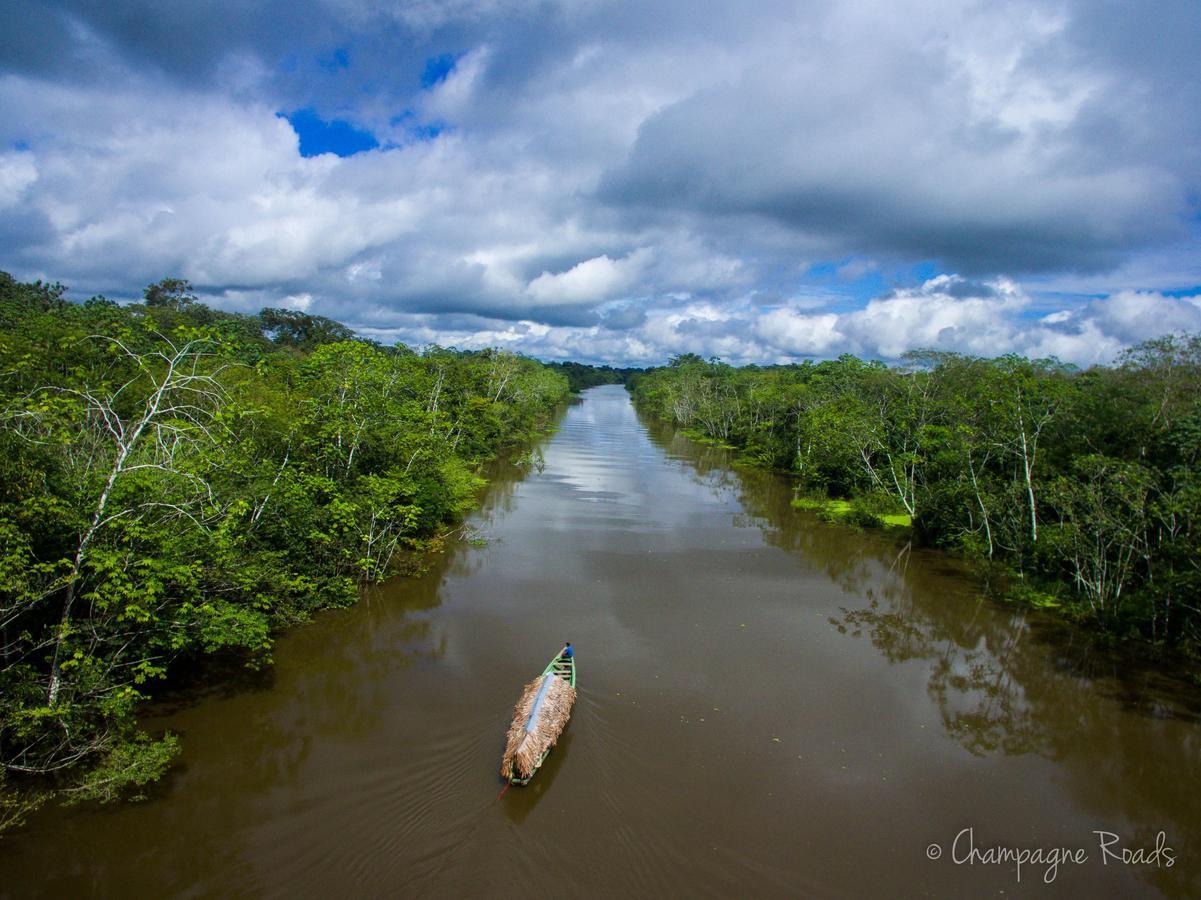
[500,673,576,780]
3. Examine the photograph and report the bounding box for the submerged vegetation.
[0,272,568,829]
[630,347,1201,651]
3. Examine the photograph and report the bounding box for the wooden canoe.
[503,652,576,785]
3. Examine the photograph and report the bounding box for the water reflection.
[501,730,573,826]
[640,401,1201,897]
[3,386,1200,898]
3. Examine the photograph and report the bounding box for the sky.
[1,0,1200,367]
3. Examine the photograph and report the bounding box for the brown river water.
[2,384,1200,898]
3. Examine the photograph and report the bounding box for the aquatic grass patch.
[1003,580,1063,610]
[791,496,911,529]
[791,497,852,513]
[681,428,740,451]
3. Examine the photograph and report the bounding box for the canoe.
[502,651,576,785]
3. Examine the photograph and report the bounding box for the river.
[2,384,1198,897]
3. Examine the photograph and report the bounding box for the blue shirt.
[562,645,574,658]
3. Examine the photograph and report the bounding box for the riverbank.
[4,384,1198,897]
[0,272,570,831]
[626,349,1201,659]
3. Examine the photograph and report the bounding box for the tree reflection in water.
[835,551,1046,759]
[646,411,1201,897]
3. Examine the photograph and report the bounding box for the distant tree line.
[543,360,639,393]
[630,347,1201,651]
[0,273,568,829]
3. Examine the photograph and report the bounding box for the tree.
[142,278,198,311]
[259,307,357,349]
[984,356,1073,546]
[0,271,571,828]
[1046,455,1154,615]
[7,326,228,706]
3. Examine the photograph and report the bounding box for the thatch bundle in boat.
[500,672,576,780]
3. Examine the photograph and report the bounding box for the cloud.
[599,2,1197,275]
[0,151,37,210]
[0,0,1198,366]
[597,301,646,330]
[526,249,648,304]
[279,274,1200,369]
[768,276,1181,367]
[282,292,314,311]
[755,309,843,356]
[1085,290,1201,344]
[840,277,1029,359]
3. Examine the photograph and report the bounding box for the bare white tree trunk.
[28,334,226,706]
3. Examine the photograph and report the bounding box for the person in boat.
[560,642,573,661]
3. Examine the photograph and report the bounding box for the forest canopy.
[630,344,1201,650]
[3,268,1198,832]
[0,273,568,829]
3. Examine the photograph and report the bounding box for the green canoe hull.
[507,652,576,785]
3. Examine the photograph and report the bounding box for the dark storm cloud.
[399,290,603,328]
[600,0,1199,276]
[0,3,77,79]
[0,1,318,80]
[0,1,440,125]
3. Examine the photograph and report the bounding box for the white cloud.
[419,46,491,121]
[527,250,648,304]
[309,274,1198,369]
[836,259,876,282]
[0,151,37,210]
[1085,290,1201,344]
[1,0,1198,366]
[282,292,313,311]
[1021,318,1124,367]
[755,309,843,355]
[839,277,1027,358]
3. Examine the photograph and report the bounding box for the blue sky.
[285,108,379,157]
[1,0,1199,365]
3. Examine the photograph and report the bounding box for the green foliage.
[259,307,357,349]
[543,361,637,393]
[632,338,1201,649]
[142,277,198,311]
[63,732,180,805]
[0,271,568,829]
